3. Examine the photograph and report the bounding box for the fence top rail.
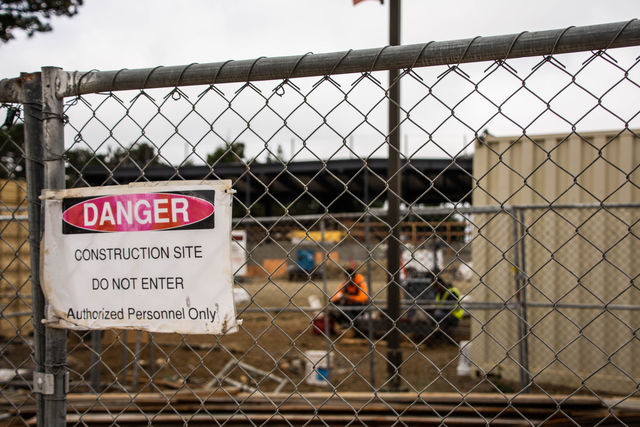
[1,20,638,104]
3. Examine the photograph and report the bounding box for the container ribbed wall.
[470,129,640,393]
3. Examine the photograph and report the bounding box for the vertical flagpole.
[386,0,402,392]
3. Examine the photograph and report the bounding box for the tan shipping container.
[470,130,640,393]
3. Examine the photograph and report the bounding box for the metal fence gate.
[1,20,640,425]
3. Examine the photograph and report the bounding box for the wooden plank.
[237,391,614,407]
[17,391,636,426]
[60,390,624,410]
[33,395,616,420]
[54,412,533,426]
[18,393,639,427]
[50,401,564,417]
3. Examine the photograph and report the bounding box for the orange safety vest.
[331,273,369,304]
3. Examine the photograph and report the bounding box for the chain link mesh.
[0,103,36,423]
[1,29,640,425]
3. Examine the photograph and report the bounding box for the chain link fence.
[0,20,639,425]
[0,104,35,424]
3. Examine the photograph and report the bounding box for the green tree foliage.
[66,142,159,170]
[206,142,245,164]
[65,147,105,168]
[64,146,105,187]
[65,142,160,187]
[108,142,159,168]
[1,0,83,43]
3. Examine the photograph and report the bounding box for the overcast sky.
[1,1,638,164]
[1,0,637,76]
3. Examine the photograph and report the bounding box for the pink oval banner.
[62,192,214,233]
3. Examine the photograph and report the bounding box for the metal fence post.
[320,218,332,389]
[121,331,128,387]
[386,0,403,391]
[132,331,142,391]
[22,71,47,427]
[512,207,531,393]
[90,331,103,392]
[148,333,155,384]
[511,209,527,391]
[518,208,530,392]
[41,66,68,426]
[364,168,375,389]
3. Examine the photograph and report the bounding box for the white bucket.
[456,340,472,376]
[304,350,331,385]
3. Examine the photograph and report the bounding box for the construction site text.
[73,245,203,261]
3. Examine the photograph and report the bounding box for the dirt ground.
[58,276,508,395]
[1,275,615,399]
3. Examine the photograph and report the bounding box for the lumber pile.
[12,391,640,426]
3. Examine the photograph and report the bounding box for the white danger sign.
[41,180,239,335]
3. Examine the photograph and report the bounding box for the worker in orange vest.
[331,268,370,328]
